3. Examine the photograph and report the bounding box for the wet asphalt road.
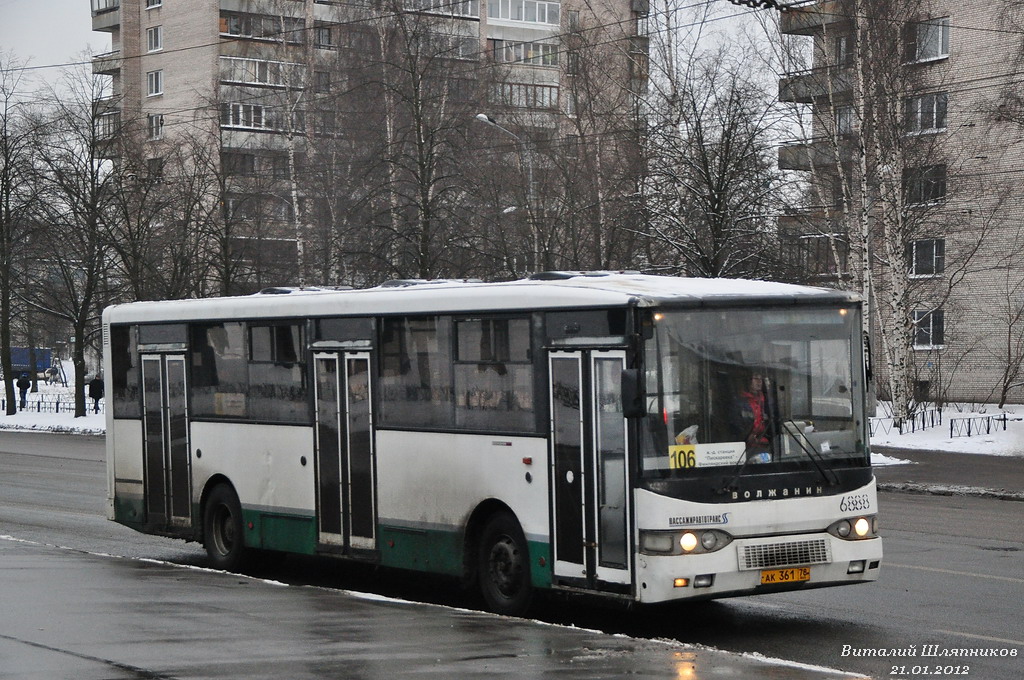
[1,432,1022,679]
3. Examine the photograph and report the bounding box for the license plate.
[760,567,811,585]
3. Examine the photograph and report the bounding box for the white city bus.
[103,272,882,614]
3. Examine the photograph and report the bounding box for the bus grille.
[740,539,831,570]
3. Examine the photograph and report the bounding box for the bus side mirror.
[621,368,645,418]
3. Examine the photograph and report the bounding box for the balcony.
[779,65,852,103]
[92,50,121,76]
[91,0,120,32]
[92,96,121,117]
[778,138,855,171]
[777,207,830,234]
[779,1,847,36]
[779,141,812,171]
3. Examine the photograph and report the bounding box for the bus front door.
[314,352,376,552]
[549,350,631,591]
[141,354,190,529]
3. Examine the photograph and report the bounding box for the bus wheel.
[477,512,533,616]
[203,484,247,571]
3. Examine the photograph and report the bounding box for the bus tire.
[203,484,248,571]
[477,512,533,616]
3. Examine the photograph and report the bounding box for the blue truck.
[10,347,53,375]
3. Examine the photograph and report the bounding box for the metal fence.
[869,407,943,436]
[949,413,1007,438]
[0,395,105,415]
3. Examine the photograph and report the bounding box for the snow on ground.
[2,376,1023,462]
[870,403,1024,458]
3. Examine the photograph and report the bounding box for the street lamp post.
[474,113,539,274]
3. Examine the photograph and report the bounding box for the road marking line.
[885,562,1024,584]
[934,630,1024,647]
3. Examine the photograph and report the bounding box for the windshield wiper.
[781,418,839,486]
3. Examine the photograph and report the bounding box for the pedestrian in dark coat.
[16,372,30,410]
[88,374,105,414]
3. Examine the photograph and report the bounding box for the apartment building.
[90,0,648,291]
[778,0,1024,405]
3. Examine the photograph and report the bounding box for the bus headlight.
[828,515,878,541]
[853,517,871,538]
[640,529,733,556]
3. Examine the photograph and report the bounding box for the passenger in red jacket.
[731,373,771,463]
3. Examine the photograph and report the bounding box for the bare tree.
[26,65,117,417]
[552,2,645,271]
[0,53,39,415]
[366,1,484,279]
[641,5,782,278]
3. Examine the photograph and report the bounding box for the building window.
[314,24,333,48]
[222,152,256,176]
[147,114,164,140]
[835,106,854,136]
[146,0,162,7]
[220,13,305,43]
[903,164,946,205]
[791,234,849,278]
[913,309,945,349]
[220,56,304,87]
[314,70,331,93]
[491,82,559,110]
[270,155,291,179]
[405,0,478,17]
[905,17,949,63]
[147,157,164,181]
[907,238,945,277]
[905,92,948,134]
[488,39,559,66]
[487,0,560,25]
[834,34,852,66]
[95,112,120,139]
[220,102,266,130]
[147,26,163,52]
[146,69,163,96]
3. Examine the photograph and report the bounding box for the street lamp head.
[475,113,496,125]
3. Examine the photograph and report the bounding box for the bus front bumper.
[634,533,883,604]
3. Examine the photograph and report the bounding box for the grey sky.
[0,0,107,78]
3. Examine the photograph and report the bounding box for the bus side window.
[454,317,534,432]
[379,316,454,429]
[248,322,308,423]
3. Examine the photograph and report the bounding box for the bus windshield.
[641,304,867,478]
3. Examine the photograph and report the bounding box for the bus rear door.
[314,351,377,552]
[141,353,190,530]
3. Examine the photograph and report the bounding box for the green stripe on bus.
[379,525,553,588]
[529,540,552,589]
[379,525,464,576]
[113,495,145,527]
[242,509,317,555]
